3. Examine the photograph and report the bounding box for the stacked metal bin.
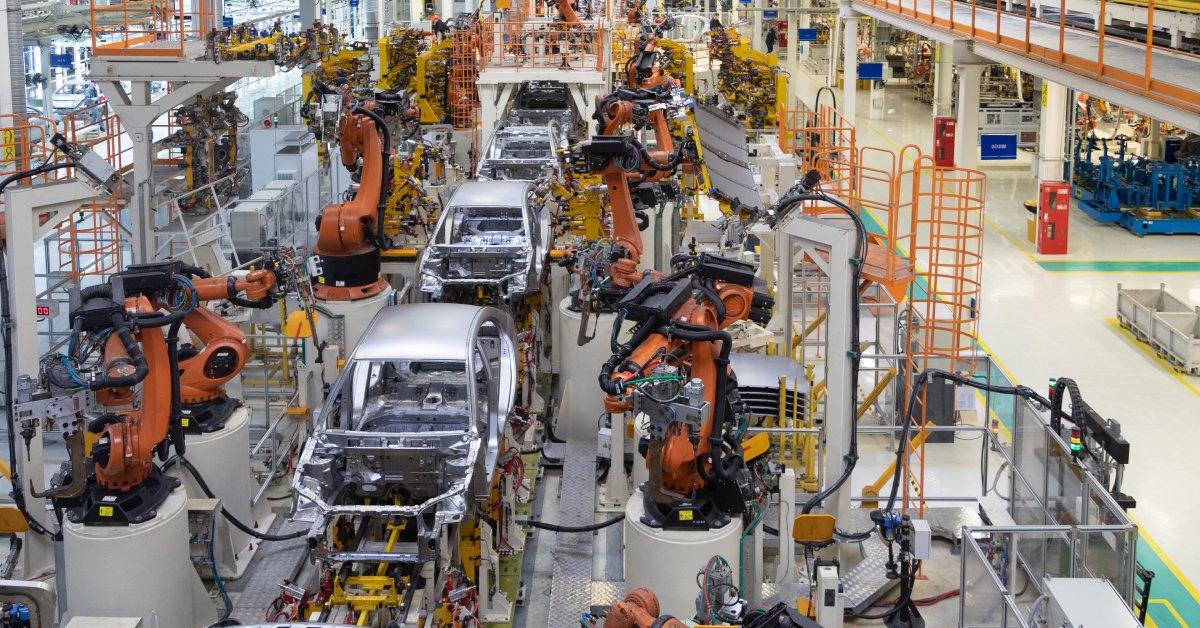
[1117,283,1200,374]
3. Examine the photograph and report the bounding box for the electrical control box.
[1043,577,1140,627]
[910,519,931,560]
[597,426,612,460]
[186,498,221,579]
[814,565,843,626]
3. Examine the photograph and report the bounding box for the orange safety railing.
[900,155,985,517]
[450,26,483,130]
[853,0,1200,115]
[55,102,131,279]
[779,104,923,295]
[91,0,215,58]
[481,20,606,71]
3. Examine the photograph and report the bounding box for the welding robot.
[596,253,775,617]
[564,83,696,319]
[35,260,278,626]
[307,86,397,351]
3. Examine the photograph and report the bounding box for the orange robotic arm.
[312,107,392,301]
[556,0,581,25]
[174,268,279,428]
[606,589,688,628]
[90,297,172,492]
[602,280,754,495]
[596,255,769,528]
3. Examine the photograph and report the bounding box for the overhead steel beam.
[849,1,1200,132]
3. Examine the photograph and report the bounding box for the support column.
[826,15,840,86]
[954,63,984,171]
[786,0,800,107]
[300,0,318,24]
[933,43,954,117]
[41,44,53,116]
[1147,118,1163,160]
[1035,79,1067,181]
[840,4,859,123]
[753,0,765,52]
[0,0,24,116]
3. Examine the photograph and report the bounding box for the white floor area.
[789,68,1200,593]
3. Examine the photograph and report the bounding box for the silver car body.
[475,124,566,182]
[506,81,581,140]
[291,304,517,562]
[418,180,550,301]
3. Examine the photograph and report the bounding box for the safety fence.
[54,103,131,280]
[481,20,607,71]
[853,0,1200,115]
[777,101,987,519]
[91,0,217,57]
[959,378,1138,626]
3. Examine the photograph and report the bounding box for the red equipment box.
[1036,181,1071,255]
[934,117,956,167]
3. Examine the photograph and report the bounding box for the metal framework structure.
[850,0,1200,129]
[901,155,986,517]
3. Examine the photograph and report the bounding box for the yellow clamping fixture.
[550,174,605,240]
[793,513,837,545]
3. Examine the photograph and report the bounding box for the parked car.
[475,124,566,181]
[291,304,516,564]
[418,180,550,302]
[51,81,105,128]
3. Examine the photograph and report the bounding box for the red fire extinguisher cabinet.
[934,117,956,167]
[1037,181,1070,255]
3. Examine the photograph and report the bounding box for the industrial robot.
[29,259,277,625]
[598,253,773,529]
[39,259,277,523]
[307,85,397,351]
[563,83,696,319]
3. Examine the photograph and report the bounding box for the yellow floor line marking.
[1107,318,1200,397]
[1150,599,1187,626]
[984,216,1040,264]
[796,58,1200,616]
[1140,524,1200,606]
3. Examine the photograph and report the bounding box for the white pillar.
[786,0,800,107]
[1147,119,1163,160]
[753,0,765,52]
[954,64,984,170]
[840,6,858,123]
[933,43,954,118]
[300,0,318,24]
[0,1,18,116]
[1035,79,1067,181]
[41,44,53,115]
[826,15,840,86]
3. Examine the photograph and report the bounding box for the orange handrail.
[853,0,1200,115]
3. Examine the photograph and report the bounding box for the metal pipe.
[6,0,26,116]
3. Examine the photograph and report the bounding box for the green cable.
[622,375,685,387]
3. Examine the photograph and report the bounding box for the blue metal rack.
[1072,135,1200,235]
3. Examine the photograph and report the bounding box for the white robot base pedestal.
[169,406,274,579]
[63,489,216,628]
[557,297,630,442]
[318,288,394,355]
[624,488,743,619]
[630,415,650,489]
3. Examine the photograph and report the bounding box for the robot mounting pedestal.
[624,487,743,619]
[168,406,274,579]
[557,298,630,442]
[63,489,216,627]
